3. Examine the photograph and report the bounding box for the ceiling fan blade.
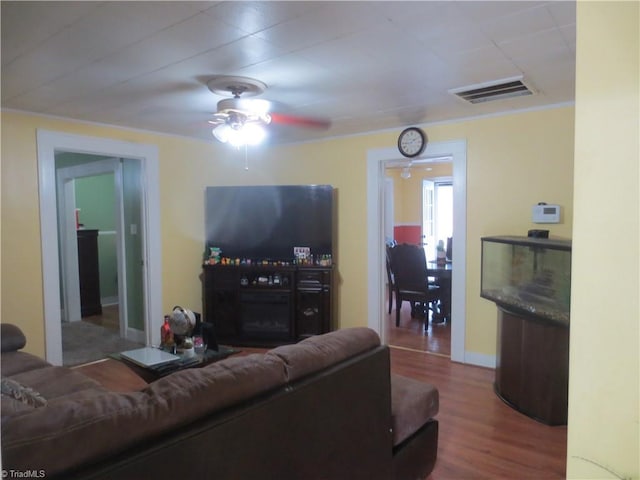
[270,112,331,130]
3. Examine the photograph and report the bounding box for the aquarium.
[480,236,571,325]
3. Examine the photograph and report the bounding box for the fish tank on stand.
[481,235,571,425]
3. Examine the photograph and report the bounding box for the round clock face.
[398,127,427,158]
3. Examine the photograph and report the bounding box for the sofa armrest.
[1,324,27,353]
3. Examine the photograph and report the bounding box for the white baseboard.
[463,351,496,369]
[101,297,119,306]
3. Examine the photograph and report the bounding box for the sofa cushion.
[1,351,52,377]
[1,324,26,353]
[267,327,381,382]
[1,378,47,408]
[1,352,288,476]
[1,394,38,417]
[146,353,287,424]
[391,374,439,446]
[7,365,107,401]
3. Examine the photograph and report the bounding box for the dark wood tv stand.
[203,264,333,347]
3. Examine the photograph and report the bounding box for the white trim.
[37,130,162,365]
[57,159,122,325]
[101,296,119,306]
[463,352,497,369]
[383,177,394,243]
[367,140,467,364]
[126,326,146,344]
[57,174,81,322]
[429,176,454,184]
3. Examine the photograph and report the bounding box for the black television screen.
[205,185,334,261]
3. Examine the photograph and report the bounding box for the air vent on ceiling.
[449,76,535,104]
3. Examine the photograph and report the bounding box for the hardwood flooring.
[392,347,567,479]
[71,358,149,392]
[385,294,566,478]
[386,297,451,357]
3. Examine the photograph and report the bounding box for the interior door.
[121,159,145,335]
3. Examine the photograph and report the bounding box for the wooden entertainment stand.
[203,264,333,347]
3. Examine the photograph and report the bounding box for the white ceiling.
[1,1,576,146]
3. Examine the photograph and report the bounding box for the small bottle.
[161,316,173,348]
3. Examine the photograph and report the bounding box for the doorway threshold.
[389,344,450,359]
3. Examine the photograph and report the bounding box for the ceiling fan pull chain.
[244,145,249,171]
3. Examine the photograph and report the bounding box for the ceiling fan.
[206,76,330,146]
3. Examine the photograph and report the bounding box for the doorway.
[384,164,453,356]
[37,130,163,366]
[367,140,467,364]
[55,155,146,364]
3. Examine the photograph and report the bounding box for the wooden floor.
[392,347,567,479]
[385,295,566,478]
[72,357,149,392]
[386,297,451,357]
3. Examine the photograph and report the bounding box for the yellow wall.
[1,105,574,360]
[567,2,639,478]
[388,162,453,225]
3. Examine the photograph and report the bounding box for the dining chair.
[385,243,396,314]
[388,243,441,329]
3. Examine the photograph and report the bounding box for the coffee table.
[113,346,239,383]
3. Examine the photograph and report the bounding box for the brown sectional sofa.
[1,323,438,479]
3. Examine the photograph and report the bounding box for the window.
[422,178,453,260]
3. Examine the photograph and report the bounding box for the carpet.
[62,320,144,367]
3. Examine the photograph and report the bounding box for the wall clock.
[397,127,427,158]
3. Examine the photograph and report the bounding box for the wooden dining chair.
[388,243,441,329]
[385,244,396,314]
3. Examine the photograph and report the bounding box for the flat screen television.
[205,185,334,262]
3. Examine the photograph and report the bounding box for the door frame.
[56,159,121,324]
[57,159,143,342]
[37,130,162,365]
[367,139,467,363]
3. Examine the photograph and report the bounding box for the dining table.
[427,261,452,322]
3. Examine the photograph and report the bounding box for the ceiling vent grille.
[449,76,534,104]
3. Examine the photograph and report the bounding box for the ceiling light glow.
[212,122,267,147]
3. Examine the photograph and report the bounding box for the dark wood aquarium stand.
[494,306,569,425]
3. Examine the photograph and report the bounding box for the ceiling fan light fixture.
[207,75,328,147]
[226,128,245,148]
[400,166,412,179]
[241,123,267,145]
[212,123,230,143]
[212,121,267,147]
